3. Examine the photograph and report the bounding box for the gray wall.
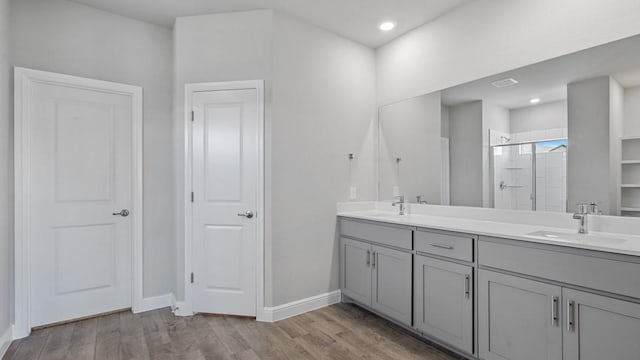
[449,101,483,207]
[10,0,175,298]
[0,0,10,340]
[378,92,442,203]
[173,10,376,307]
[510,100,568,133]
[567,76,621,214]
[624,85,640,137]
[376,0,640,106]
[270,13,376,306]
[441,105,450,138]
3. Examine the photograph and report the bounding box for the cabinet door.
[563,288,640,360]
[479,270,562,360]
[371,245,412,326]
[414,256,473,354]
[340,238,372,305]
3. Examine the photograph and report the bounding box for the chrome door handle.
[366,250,370,267]
[371,251,376,269]
[112,209,130,217]
[237,210,254,219]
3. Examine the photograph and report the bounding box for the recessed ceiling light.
[379,22,396,31]
[530,98,541,104]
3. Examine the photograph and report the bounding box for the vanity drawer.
[414,229,475,262]
[340,218,412,250]
[479,237,640,299]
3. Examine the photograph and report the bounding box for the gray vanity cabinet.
[563,288,640,360]
[340,237,372,305]
[414,255,473,354]
[479,269,563,360]
[371,245,412,326]
[339,234,412,326]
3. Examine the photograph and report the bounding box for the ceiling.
[442,34,640,110]
[69,0,469,48]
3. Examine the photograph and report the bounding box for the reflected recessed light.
[379,22,396,31]
[530,98,541,104]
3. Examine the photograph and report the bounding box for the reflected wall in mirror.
[378,92,443,204]
[377,33,640,217]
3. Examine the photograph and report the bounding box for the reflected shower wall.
[493,139,567,212]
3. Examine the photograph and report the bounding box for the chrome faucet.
[416,195,428,204]
[573,203,589,234]
[589,202,602,215]
[392,195,406,215]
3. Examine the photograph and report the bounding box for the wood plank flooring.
[3,303,462,360]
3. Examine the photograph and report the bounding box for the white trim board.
[13,67,144,339]
[0,326,12,359]
[183,80,266,321]
[262,290,342,322]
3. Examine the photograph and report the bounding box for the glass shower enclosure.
[493,140,567,212]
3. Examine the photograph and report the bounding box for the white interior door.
[28,75,136,327]
[192,89,258,316]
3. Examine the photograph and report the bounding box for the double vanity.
[338,202,640,360]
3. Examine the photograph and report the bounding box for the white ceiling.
[441,34,640,110]
[69,0,469,48]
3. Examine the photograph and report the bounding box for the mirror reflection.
[378,34,640,216]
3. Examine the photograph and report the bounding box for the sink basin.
[526,230,627,244]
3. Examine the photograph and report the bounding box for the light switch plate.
[350,186,357,200]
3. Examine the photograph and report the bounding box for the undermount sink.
[525,230,628,244]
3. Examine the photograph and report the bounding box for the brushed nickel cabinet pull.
[430,243,454,250]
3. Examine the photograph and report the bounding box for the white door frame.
[13,67,144,338]
[183,80,266,321]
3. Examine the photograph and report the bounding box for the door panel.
[372,245,412,326]
[192,89,258,316]
[414,256,473,354]
[563,288,640,360]
[479,270,562,360]
[340,238,372,305]
[29,80,133,327]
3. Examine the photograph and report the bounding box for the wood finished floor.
[3,303,461,360]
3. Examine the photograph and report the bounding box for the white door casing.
[14,68,143,337]
[184,81,265,319]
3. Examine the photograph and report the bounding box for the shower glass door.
[493,143,535,211]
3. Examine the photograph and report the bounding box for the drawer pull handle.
[431,243,454,250]
[366,250,370,267]
[372,251,376,269]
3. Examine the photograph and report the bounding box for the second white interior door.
[191,88,258,316]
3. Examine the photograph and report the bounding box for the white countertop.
[338,209,640,257]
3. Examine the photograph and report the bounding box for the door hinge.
[190,272,194,284]
[191,110,195,122]
[191,192,194,202]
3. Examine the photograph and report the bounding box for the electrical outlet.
[350,186,357,200]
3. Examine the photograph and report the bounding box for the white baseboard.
[0,325,13,359]
[136,293,173,313]
[262,290,341,322]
